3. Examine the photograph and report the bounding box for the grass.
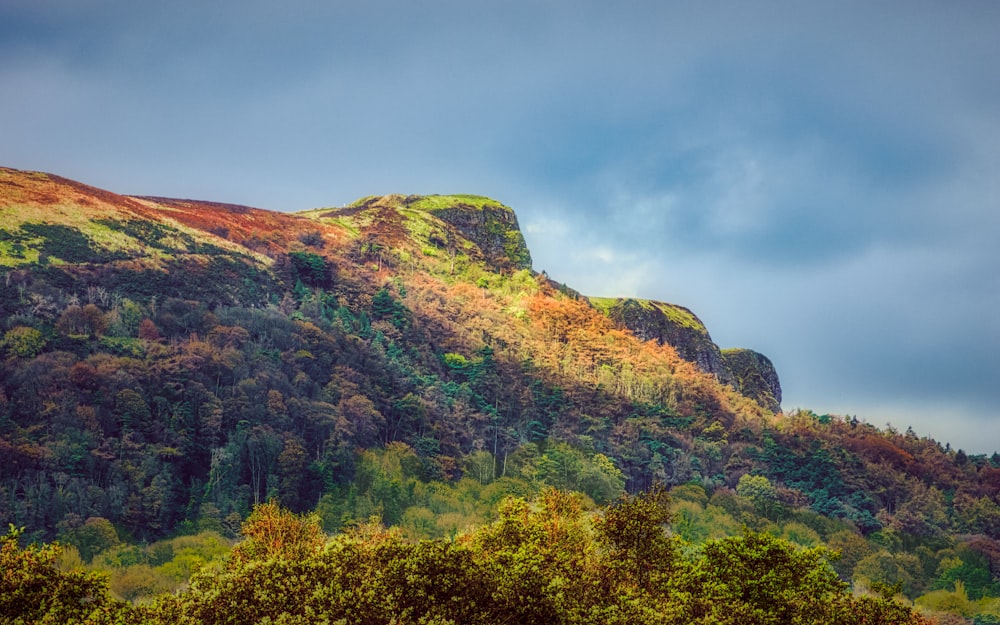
[0,208,271,269]
[648,301,706,333]
[587,296,619,316]
[588,297,707,333]
[406,195,506,212]
[398,208,446,245]
[348,195,380,208]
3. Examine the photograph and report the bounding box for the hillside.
[2,167,1000,620]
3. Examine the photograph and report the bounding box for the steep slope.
[588,297,730,380]
[298,193,531,274]
[588,296,782,412]
[403,194,532,271]
[721,348,782,413]
[2,168,998,598]
[0,168,265,266]
[0,167,291,308]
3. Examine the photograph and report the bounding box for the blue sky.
[2,1,999,452]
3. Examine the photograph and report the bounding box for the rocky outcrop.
[407,195,532,272]
[721,348,782,414]
[588,297,731,383]
[589,296,782,412]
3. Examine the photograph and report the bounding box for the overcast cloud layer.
[2,1,998,452]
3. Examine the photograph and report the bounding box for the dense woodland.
[2,168,1000,623]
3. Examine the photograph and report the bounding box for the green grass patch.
[406,195,505,212]
[398,208,444,243]
[94,218,177,249]
[94,218,230,256]
[0,228,34,265]
[19,223,105,263]
[326,216,361,237]
[296,207,361,236]
[649,301,705,332]
[348,195,380,208]
[588,297,707,333]
[587,297,619,316]
[99,336,146,358]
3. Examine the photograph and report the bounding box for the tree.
[464,450,497,485]
[737,473,781,519]
[471,490,593,623]
[691,530,848,624]
[338,394,384,446]
[853,550,921,597]
[890,483,949,537]
[1,524,130,623]
[62,517,120,563]
[137,318,161,341]
[276,434,309,511]
[288,250,329,287]
[227,502,325,568]
[594,485,678,593]
[55,304,108,337]
[1,326,46,358]
[115,388,151,433]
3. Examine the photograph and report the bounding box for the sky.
[2,1,998,453]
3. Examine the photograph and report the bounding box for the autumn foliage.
[1,169,998,622]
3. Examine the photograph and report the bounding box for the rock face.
[408,195,532,272]
[589,296,782,412]
[721,348,782,414]
[589,297,731,383]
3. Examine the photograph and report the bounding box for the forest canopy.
[2,491,931,625]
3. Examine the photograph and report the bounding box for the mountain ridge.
[0,165,776,410]
[3,167,1000,616]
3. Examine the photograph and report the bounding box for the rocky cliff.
[588,296,782,412]
[721,348,782,414]
[589,297,730,382]
[404,195,532,272]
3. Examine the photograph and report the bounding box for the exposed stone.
[588,297,731,383]
[720,348,782,413]
[413,197,532,272]
[589,296,783,412]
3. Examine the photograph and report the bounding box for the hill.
[2,167,1000,618]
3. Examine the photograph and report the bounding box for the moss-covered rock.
[406,195,532,272]
[588,297,731,383]
[589,296,782,413]
[721,348,782,413]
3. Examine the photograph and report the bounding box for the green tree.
[115,388,151,433]
[826,528,875,580]
[853,550,922,598]
[464,450,497,485]
[690,529,848,624]
[0,524,130,624]
[62,517,120,563]
[1,326,46,358]
[737,473,781,519]
[288,250,329,286]
[578,452,626,504]
[471,490,594,624]
[594,485,679,593]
